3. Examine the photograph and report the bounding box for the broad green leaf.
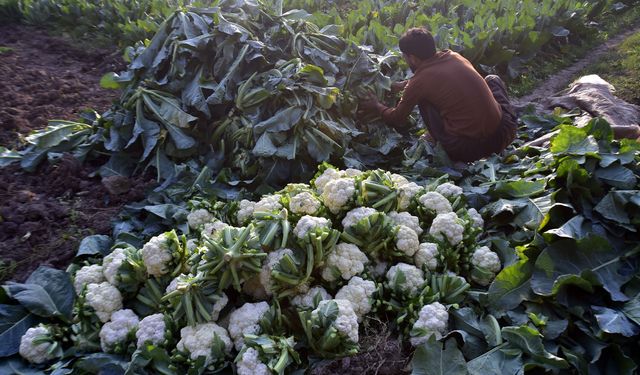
[531,237,634,301]
[589,344,637,375]
[253,107,304,135]
[544,215,591,240]
[492,180,546,199]
[98,153,136,178]
[0,147,21,168]
[3,267,74,320]
[0,357,43,374]
[412,337,467,375]
[0,305,39,357]
[594,191,640,229]
[594,164,636,189]
[74,353,129,373]
[25,121,91,149]
[76,235,113,257]
[550,126,598,156]
[99,72,122,89]
[591,306,640,337]
[488,257,534,311]
[467,348,522,375]
[501,326,568,369]
[622,293,640,326]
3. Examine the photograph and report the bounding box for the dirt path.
[0,25,151,282]
[0,24,124,147]
[514,25,640,106]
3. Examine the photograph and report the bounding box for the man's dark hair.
[399,28,436,60]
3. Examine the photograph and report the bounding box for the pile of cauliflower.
[15,165,503,373]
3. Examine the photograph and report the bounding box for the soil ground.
[0,24,151,282]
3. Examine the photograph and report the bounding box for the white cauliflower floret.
[74,264,105,294]
[211,293,229,321]
[410,302,449,346]
[289,192,322,215]
[429,212,465,245]
[342,207,377,229]
[186,239,198,252]
[418,192,452,214]
[140,233,173,277]
[177,323,232,361]
[395,225,420,257]
[388,211,423,236]
[293,216,331,239]
[202,220,230,238]
[415,243,439,271]
[99,309,139,352]
[397,182,423,211]
[335,277,376,321]
[187,209,214,229]
[314,168,342,194]
[321,178,355,214]
[390,173,409,187]
[86,282,123,322]
[471,246,501,273]
[236,347,269,375]
[102,248,126,286]
[291,286,332,309]
[467,208,484,229]
[254,194,283,213]
[259,248,294,296]
[322,243,369,282]
[313,299,359,343]
[386,263,425,296]
[228,302,270,351]
[435,182,463,199]
[237,200,256,224]
[343,168,363,178]
[19,326,56,364]
[136,313,166,348]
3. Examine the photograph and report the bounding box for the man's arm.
[359,79,420,129]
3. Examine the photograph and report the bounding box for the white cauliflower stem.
[429,212,465,245]
[136,313,166,348]
[386,263,425,296]
[86,282,123,322]
[293,216,331,239]
[335,277,376,321]
[289,192,322,215]
[187,209,214,229]
[99,309,139,352]
[435,182,463,199]
[313,299,359,343]
[419,192,452,214]
[236,347,269,375]
[388,211,423,235]
[321,178,355,214]
[415,243,439,271]
[177,323,232,361]
[228,302,270,351]
[19,326,56,364]
[74,264,105,294]
[140,233,173,277]
[395,225,420,256]
[342,207,377,228]
[291,286,332,309]
[322,243,369,282]
[410,302,449,346]
[102,248,126,286]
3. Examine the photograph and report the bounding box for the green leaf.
[411,337,467,375]
[501,326,568,369]
[253,107,304,136]
[622,293,640,326]
[594,191,640,229]
[0,357,43,374]
[99,72,122,89]
[531,237,634,301]
[0,305,39,357]
[544,215,591,240]
[76,235,113,257]
[592,306,640,337]
[0,147,22,168]
[488,257,534,311]
[25,121,91,149]
[492,180,546,198]
[3,267,74,320]
[594,164,637,189]
[550,126,598,156]
[467,347,523,375]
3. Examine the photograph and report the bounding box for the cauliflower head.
[202,220,230,239]
[429,212,465,245]
[74,264,105,294]
[140,233,173,277]
[435,182,463,199]
[415,242,439,271]
[289,192,322,215]
[314,167,342,194]
[410,302,449,346]
[335,277,376,321]
[259,248,294,296]
[177,323,232,361]
[187,209,214,229]
[291,286,332,309]
[397,182,423,211]
[136,313,167,348]
[293,216,331,239]
[19,326,57,364]
[386,263,425,296]
[395,225,420,257]
[86,282,123,322]
[99,309,139,352]
[467,208,484,229]
[228,302,270,351]
[254,194,283,213]
[237,200,256,225]
[471,246,501,273]
[236,347,270,375]
[321,243,369,282]
[313,299,359,343]
[341,207,377,229]
[388,211,423,236]
[321,178,355,214]
[102,248,126,286]
[418,192,452,214]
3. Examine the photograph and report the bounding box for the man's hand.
[358,92,386,116]
[391,80,408,94]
